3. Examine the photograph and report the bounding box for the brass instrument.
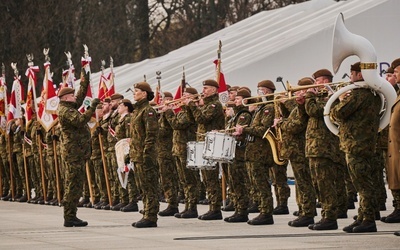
[263,128,286,166]
[153,93,203,111]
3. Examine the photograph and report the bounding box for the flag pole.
[52,126,61,206]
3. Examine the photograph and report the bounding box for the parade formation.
[1,13,400,237]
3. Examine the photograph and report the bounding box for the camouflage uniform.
[304,91,345,222]
[244,102,275,216]
[226,105,252,215]
[129,98,159,223]
[165,106,199,212]
[58,73,95,221]
[11,121,26,198]
[24,119,36,200]
[331,87,381,222]
[157,111,179,209]
[30,120,44,200]
[45,129,57,201]
[188,94,225,213]
[0,133,10,197]
[115,113,138,205]
[280,103,316,217]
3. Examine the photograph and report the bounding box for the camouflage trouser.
[200,167,222,211]
[33,153,44,197]
[83,160,100,202]
[344,163,357,200]
[173,155,199,210]
[221,163,234,205]
[13,152,25,196]
[46,154,57,199]
[91,158,108,202]
[246,161,273,215]
[58,154,65,196]
[63,159,86,221]
[309,157,339,220]
[228,159,249,215]
[269,164,291,207]
[158,156,178,208]
[336,163,348,216]
[290,158,316,218]
[392,189,400,210]
[105,150,119,202]
[373,150,387,207]
[26,155,39,198]
[119,170,138,204]
[0,153,9,195]
[346,153,378,222]
[134,161,160,222]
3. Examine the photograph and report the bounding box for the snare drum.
[203,131,236,162]
[186,141,216,170]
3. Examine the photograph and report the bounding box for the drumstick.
[218,125,248,133]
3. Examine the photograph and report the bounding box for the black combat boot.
[111,202,128,211]
[179,209,198,219]
[247,213,274,225]
[352,220,377,233]
[35,196,45,204]
[158,205,179,216]
[222,202,235,212]
[64,217,88,227]
[132,218,157,228]
[198,210,222,220]
[247,202,260,213]
[94,201,106,209]
[121,202,139,212]
[383,209,400,223]
[343,220,361,233]
[273,205,289,215]
[289,216,314,227]
[77,197,90,207]
[16,195,28,202]
[310,218,338,230]
[226,213,248,223]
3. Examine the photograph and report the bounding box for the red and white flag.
[173,85,183,114]
[213,59,229,104]
[0,68,7,134]
[38,62,58,132]
[24,65,39,129]
[7,74,23,122]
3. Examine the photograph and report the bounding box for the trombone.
[153,93,203,111]
[242,81,351,106]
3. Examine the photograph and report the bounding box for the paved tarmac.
[1,186,400,250]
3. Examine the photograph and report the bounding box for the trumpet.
[153,93,204,111]
[242,81,351,106]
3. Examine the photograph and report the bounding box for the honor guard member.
[331,62,381,233]
[185,79,225,220]
[129,82,159,228]
[304,69,346,231]
[164,87,201,219]
[157,92,180,216]
[234,80,276,225]
[281,77,317,227]
[24,115,37,203]
[11,118,27,202]
[224,88,253,223]
[29,119,45,204]
[383,58,400,226]
[115,99,139,212]
[58,69,100,227]
[0,132,10,200]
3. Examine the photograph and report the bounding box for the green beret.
[110,93,124,100]
[202,79,219,88]
[298,77,314,86]
[57,87,75,97]
[391,58,400,70]
[350,62,361,72]
[236,88,251,98]
[312,69,333,79]
[119,99,134,112]
[257,80,275,90]
[133,82,152,92]
[103,97,111,103]
[229,86,240,92]
[184,87,198,95]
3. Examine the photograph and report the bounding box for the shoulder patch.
[239,116,245,120]
[211,104,216,108]
[148,112,154,117]
[264,109,270,115]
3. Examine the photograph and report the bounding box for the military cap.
[184,87,198,95]
[225,101,235,107]
[312,69,333,79]
[226,84,232,91]
[386,67,394,74]
[236,88,251,98]
[229,86,240,92]
[202,79,219,88]
[103,97,111,103]
[298,77,314,86]
[149,100,157,106]
[96,103,103,109]
[391,58,400,70]
[119,99,134,112]
[110,93,124,100]
[240,86,251,94]
[350,62,361,72]
[134,82,152,92]
[58,87,75,97]
[257,80,275,90]
[163,91,173,98]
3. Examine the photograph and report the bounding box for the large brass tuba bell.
[324,13,397,135]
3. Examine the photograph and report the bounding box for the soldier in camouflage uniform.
[58,69,100,227]
[45,128,59,205]
[279,77,317,227]
[11,118,27,202]
[234,80,276,225]
[129,82,159,228]
[157,92,179,216]
[114,99,139,212]
[29,119,45,204]
[304,69,346,231]
[332,62,381,233]
[223,88,253,223]
[164,87,200,219]
[24,115,36,203]
[0,133,10,200]
[185,79,225,221]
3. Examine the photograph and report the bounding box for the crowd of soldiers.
[1,58,400,233]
